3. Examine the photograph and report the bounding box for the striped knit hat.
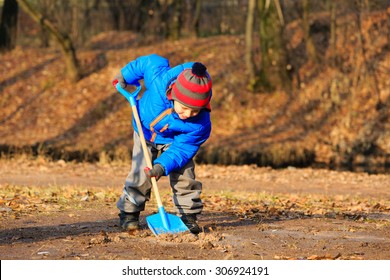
[170,62,212,110]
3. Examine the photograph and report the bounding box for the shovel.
[116,84,189,235]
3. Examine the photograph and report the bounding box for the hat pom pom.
[192,62,207,76]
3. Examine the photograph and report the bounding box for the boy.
[112,54,212,234]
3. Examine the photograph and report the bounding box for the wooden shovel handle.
[115,84,164,208]
[130,104,164,208]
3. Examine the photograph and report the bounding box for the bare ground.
[0,158,389,260]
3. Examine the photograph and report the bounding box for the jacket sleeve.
[154,118,211,175]
[120,54,169,88]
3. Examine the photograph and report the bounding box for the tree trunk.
[170,0,182,40]
[245,0,257,91]
[16,0,81,82]
[0,0,19,52]
[302,0,318,64]
[258,0,272,90]
[388,5,390,53]
[160,0,170,39]
[257,0,290,91]
[329,0,337,67]
[355,0,381,107]
[192,0,202,38]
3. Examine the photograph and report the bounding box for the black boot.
[181,214,201,234]
[119,211,140,230]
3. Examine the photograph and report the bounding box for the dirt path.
[0,158,389,260]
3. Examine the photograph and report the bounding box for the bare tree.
[192,0,202,37]
[354,0,381,107]
[302,0,318,64]
[329,0,337,67]
[245,0,257,91]
[170,0,183,40]
[257,0,290,91]
[157,0,197,40]
[0,0,18,52]
[16,0,81,82]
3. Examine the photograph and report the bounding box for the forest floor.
[0,157,389,260]
[0,11,389,261]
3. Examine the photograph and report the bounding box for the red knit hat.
[170,62,212,110]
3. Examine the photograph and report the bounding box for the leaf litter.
[0,159,389,260]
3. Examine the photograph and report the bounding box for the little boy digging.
[112,54,213,234]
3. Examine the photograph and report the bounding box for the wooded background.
[0,0,389,172]
[2,0,389,87]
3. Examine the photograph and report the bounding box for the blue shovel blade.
[146,207,189,235]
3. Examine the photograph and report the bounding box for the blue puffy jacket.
[120,54,212,175]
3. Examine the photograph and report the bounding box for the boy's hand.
[144,164,165,181]
[112,73,127,88]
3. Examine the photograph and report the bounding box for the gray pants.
[116,132,203,215]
